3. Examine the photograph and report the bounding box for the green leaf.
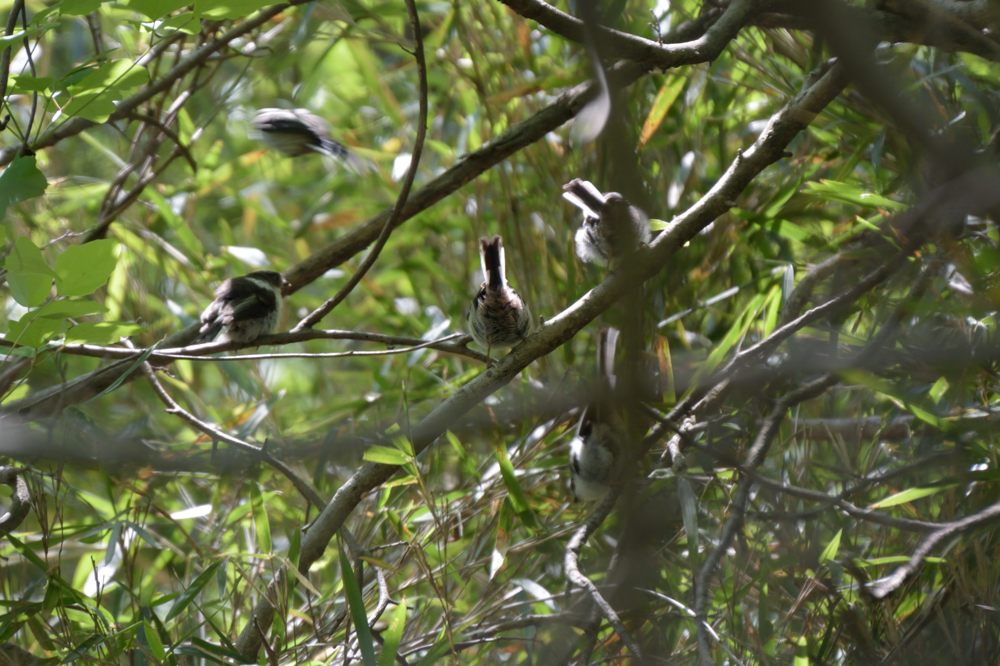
[677,475,699,565]
[65,322,142,344]
[7,315,68,348]
[0,156,48,218]
[10,74,54,92]
[869,485,954,509]
[249,484,272,553]
[195,0,273,19]
[340,546,377,666]
[5,237,54,306]
[165,559,224,621]
[147,11,202,34]
[494,445,537,528]
[770,219,812,243]
[929,377,949,404]
[146,189,204,258]
[56,60,150,122]
[363,445,411,466]
[639,76,685,146]
[142,620,166,662]
[819,528,842,563]
[66,60,149,95]
[793,635,810,666]
[33,299,103,319]
[802,179,906,211]
[879,392,943,429]
[126,0,191,19]
[54,239,119,297]
[61,0,104,15]
[377,600,407,666]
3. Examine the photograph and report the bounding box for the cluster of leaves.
[1,0,999,664]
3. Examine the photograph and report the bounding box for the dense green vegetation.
[1,0,998,663]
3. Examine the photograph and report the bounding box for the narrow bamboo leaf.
[363,445,411,465]
[677,476,699,564]
[803,179,905,211]
[377,600,407,666]
[165,559,224,622]
[929,377,949,404]
[494,445,537,529]
[142,620,166,662]
[819,528,842,562]
[249,484,272,553]
[639,76,685,146]
[339,546,377,666]
[869,485,954,509]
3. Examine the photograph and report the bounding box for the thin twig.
[866,500,1000,599]
[292,1,422,330]
[564,491,642,660]
[231,53,845,660]
[0,331,487,365]
[138,354,325,511]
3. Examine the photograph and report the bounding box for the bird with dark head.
[466,235,532,358]
[569,327,621,502]
[198,270,287,344]
[562,178,650,265]
[250,108,369,171]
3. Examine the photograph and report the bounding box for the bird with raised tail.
[466,235,532,358]
[562,178,650,265]
[198,270,288,344]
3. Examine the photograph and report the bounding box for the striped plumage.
[466,236,532,354]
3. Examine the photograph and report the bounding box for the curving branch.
[563,491,640,660]
[497,0,752,65]
[138,356,325,511]
[866,500,1000,599]
[233,58,849,661]
[292,0,430,331]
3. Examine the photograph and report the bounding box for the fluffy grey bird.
[562,178,651,265]
[466,235,532,356]
[569,328,620,501]
[198,270,287,344]
[250,108,369,171]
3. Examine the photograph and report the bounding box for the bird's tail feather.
[480,236,506,290]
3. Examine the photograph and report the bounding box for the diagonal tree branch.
[234,58,849,661]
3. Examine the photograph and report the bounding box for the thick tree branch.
[234,59,848,661]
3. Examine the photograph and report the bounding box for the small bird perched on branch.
[198,270,288,344]
[250,108,369,171]
[467,235,532,357]
[569,327,621,502]
[562,178,651,265]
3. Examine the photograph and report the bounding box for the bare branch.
[292,0,430,331]
[233,58,848,661]
[867,500,1000,599]
[138,355,325,511]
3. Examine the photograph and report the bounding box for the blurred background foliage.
[1,0,999,663]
